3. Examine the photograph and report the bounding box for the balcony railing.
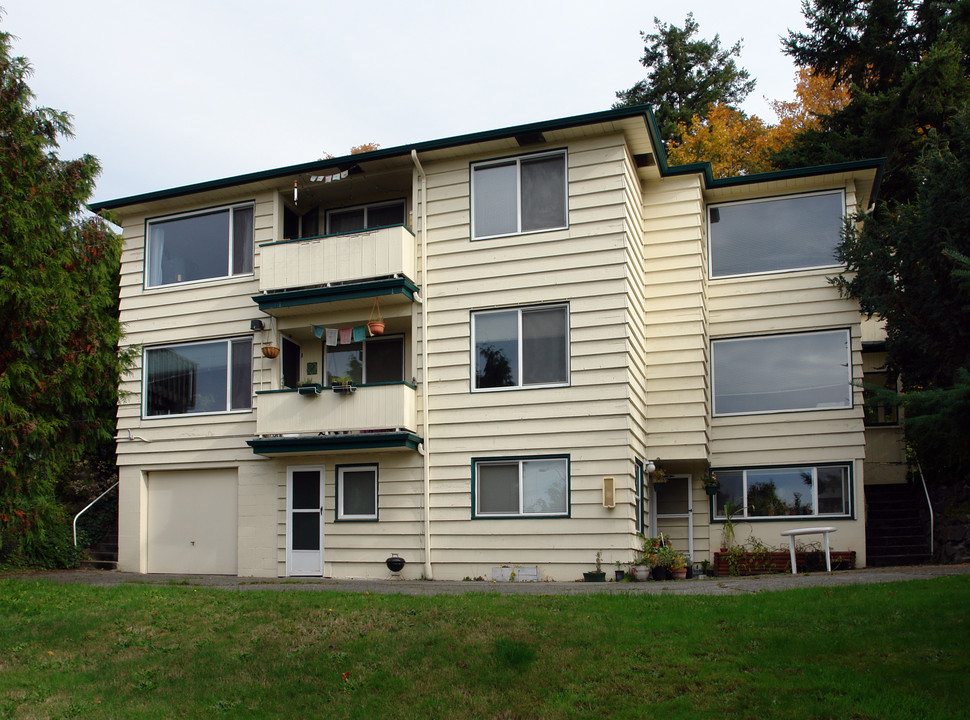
[258,224,416,293]
[254,382,417,436]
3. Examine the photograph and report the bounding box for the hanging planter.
[261,345,280,359]
[367,297,385,336]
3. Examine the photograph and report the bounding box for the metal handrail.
[915,460,934,556]
[72,482,119,547]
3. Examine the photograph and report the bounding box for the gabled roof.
[89,104,885,213]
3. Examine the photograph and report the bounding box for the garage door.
[147,469,238,574]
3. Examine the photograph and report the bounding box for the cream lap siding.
[641,175,710,460]
[416,135,644,578]
[707,179,867,470]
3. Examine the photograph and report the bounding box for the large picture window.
[714,464,852,519]
[146,204,254,287]
[708,191,844,278]
[144,338,252,416]
[471,152,567,240]
[336,465,378,521]
[712,330,852,415]
[473,456,569,518]
[472,305,569,391]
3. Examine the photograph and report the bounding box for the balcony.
[258,224,416,293]
[253,381,417,438]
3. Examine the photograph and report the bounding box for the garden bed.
[714,550,856,576]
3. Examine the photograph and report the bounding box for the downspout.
[411,149,433,580]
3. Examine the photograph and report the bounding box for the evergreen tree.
[614,13,756,146]
[0,20,128,565]
[776,0,970,203]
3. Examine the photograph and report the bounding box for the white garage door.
[147,469,238,574]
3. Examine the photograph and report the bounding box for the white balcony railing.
[254,382,417,436]
[258,225,416,293]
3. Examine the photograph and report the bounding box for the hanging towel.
[338,328,352,345]
[325,328,338,346]
[313,325,324,339]
[352,325,366,342]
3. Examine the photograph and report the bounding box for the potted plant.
[651,545,677,581]
[261,344,280,358]
[583,551,606,582]
[330,375,356,394]
[669,551,688,579]
[702,469,719,496]
[651,467,668,484]
[614,560,626,582]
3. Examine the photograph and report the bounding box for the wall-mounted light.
[645,460,656,473]
[250,319,264,331]
[602,477,615,508]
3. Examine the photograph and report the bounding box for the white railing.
[73,482,119,547]
[258,225,416,293]
[255,383,417,436]
[916,459,935,556]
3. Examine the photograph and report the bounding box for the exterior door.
[651,474,694,560]
[287,467,324,576]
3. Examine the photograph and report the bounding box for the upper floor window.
[712,329,852,416]
[144,337,252,417]
[472,304,569,391]
[471,152,567,240]
[325,335,404,386]
[713,464,852,519]
[326,200,406,234]
[708,191,844,278]
[146,204,254,288]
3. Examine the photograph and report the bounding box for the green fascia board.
[252,277,419,311]
[90,102,884,212]
[639,109,885,206]
[248,432,423,455]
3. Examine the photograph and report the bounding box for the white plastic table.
[780,526,837,574]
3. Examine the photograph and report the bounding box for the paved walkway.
[6,563,969,596]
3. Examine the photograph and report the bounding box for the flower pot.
[631,564,651,582]
[672,567,688,580]
[583,571,606,582]
[261,345,280,358]
[367,321,386,336]
[652,566,671,581]
[704,485,718,496]
[614,569,626,581]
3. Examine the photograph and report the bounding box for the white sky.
[3,0,808,203]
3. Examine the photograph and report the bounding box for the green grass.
[0,576,967,719]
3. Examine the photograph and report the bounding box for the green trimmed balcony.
[253,381,417,437]
[257,224,416,294]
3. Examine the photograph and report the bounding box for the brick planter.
[714,550,856,576]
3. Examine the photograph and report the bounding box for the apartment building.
[91,105,884,579]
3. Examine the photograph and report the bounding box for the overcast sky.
[3,1,808,204]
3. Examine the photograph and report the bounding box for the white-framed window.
[336,464,378,521]
[471,304,569,391]
[713,464,852,519]
[708,190,845,278]
[325,335,404,386]
[146,204,254,288]
[711,329,852,416]
[144,337,252,417]
[326,199,406,234]
[471,151,567,240]
[473,456,569,518]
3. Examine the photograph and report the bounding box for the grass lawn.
[0,575,967,719]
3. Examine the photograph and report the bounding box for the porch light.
[645,460,656,473]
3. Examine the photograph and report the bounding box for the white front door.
[287,467,324,576]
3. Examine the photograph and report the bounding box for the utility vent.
[634,153,656,168]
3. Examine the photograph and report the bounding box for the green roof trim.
[252,276,419,311]
[247,431,422,455]
[89,103,885,212]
